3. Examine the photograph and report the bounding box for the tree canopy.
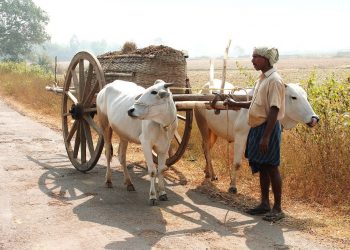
[0,0,50,61]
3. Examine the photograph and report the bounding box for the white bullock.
[96,79,177,205]
[195,79,319,193]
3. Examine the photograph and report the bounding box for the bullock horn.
[164,82,175,88]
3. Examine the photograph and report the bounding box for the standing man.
[224,47,285,222]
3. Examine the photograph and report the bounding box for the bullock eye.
[291,96,297,100]
[151,90,157,95]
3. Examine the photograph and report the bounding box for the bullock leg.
[103,127,113,188]
[118,139,135,191]
[157,152,168,201]
[141,144,158,205]
[229,134,246,193]
[207,131,218,180]
[195,110,217,180]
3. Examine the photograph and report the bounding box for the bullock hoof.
[159,194,168,201]
[126,184,135,191]
[149,198,157,206]
[228,186,237,194]
[211,175,218,181]
[105,182,113,188]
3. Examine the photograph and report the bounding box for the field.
[1,57,350,247]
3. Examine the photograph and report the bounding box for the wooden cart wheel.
[153,79,193,166]
[62,51,106,172]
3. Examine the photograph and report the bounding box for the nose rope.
[163,117,177,130]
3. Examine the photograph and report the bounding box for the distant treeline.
[35,35,122,61]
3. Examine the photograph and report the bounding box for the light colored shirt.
[248,68,285,127]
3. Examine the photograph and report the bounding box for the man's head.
[251,47,279,71]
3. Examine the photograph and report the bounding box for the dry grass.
[1,57,350,248]
[0,63,62,130]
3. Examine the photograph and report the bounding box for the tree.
[0,0,50,61]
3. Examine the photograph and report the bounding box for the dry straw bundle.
[98,42,187,93]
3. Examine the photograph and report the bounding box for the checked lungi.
[245,121,282,173]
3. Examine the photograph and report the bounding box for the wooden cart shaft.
[46,86,252,111]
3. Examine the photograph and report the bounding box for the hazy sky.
[32,0,350,57]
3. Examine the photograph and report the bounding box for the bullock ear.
[164,82,175,89]
[158,89,170,98]
[135,94,142,100]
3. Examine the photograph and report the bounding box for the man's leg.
[259,166,271,209]
[268,166,282,212]
[246,166,271,215]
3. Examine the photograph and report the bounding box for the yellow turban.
[253,47,279,66]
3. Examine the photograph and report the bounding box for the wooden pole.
[175,101,237,110]
[54,56,57,85]
[172,93,252,102]
[220,39,231,93]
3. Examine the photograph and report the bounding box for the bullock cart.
[46,46,251,172]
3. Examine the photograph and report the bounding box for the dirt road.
[0,100,329,250]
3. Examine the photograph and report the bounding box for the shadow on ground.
[27,154,327,249]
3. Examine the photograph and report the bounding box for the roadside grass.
[0,62,62,128]
[1,59,350,246]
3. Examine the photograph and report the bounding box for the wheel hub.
[69,103,84,120]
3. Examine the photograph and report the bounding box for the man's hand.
[259,136,270,154]
[223,98,241,110]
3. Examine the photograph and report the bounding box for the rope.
[226,104,230,170]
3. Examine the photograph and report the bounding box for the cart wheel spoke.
[80,121,87,163]
[82,120,95,156]
[79,59,85,102]
[71,68,79,101]
[66,90,78,105]
[83,80,99,106]
[83,107,97,113]
[73,122,81,159]
[174,130,182,144]
[84,63,94,100]
[177,114,186,121]
[84,115,103,136]
[67,120,78,143]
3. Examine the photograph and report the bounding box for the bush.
[0,61,51,78]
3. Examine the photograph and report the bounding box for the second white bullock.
[195,79,319,193]
[96,79,177,205]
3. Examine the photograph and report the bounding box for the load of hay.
[97,42,187,93]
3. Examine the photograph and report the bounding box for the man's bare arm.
[223,98,251,109]
[259,106,279,154]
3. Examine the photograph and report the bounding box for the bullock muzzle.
[307,115,319,127]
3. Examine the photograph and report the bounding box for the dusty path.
[0,100,330,250]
